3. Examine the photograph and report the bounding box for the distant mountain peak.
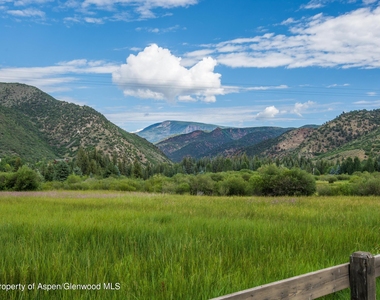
[136,120,223,143]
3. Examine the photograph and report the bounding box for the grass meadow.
[0,191,379,299]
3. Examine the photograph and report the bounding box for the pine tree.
[54,161,70,181]
[132,159,143,178]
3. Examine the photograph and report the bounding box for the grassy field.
[0,191,379,299]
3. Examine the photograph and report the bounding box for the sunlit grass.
[0,191,379,299]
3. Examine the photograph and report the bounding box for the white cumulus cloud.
[255,106,280,119]
[112,44,225,102]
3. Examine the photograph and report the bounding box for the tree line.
[1,148,380,194]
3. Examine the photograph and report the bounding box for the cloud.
[135,25,182,33]
[84,17,104,24]
[353,99,380,107]
[13,0,53,5]
[301,0,377,9]
[7,7,45,17]
[81,0,198,19]
[281,18,297,25]
[255,106,280,119]
[194,5,380,69]
[112,44,225,102]
[246,85,288,91]
[363,0,377,4]
[327,83,350,88]
[292,101,315,116]
[3,0,198,23]
[0,59,118,92]
[301,0,326,9]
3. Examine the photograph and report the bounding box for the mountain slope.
[261,109,380,160]
[202,127,293,158]
[136,120,223,143]
[0,82,170,165]
[297,110,380,157]
[263,127,317,157]
[0,105,57,161]
[157,126,292,162]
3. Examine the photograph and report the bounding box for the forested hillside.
[0,83,170,165]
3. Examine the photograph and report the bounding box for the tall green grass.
[0,191,379,299]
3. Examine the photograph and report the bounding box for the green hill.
[0,82,170,165]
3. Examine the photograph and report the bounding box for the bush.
[0,172,16,191]
[66,174,82,184]
[327,176,337,184]
[145,175,166,193]
[218,175,247,196]
[13,165,41,191]
[255,165,316,196]
[189,174,216,195]
[175,182,190,194]
[336,174,350,181]
[352,177,380,196]
[317,184,337,196]
[248,174,264,196]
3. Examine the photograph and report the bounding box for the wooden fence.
[211,251,380,300]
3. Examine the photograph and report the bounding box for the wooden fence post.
[350,251,376,300]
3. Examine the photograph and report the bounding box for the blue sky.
[1,0,380,132]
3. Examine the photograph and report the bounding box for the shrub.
[218,175,247,196]
[352,177,380,196]
[189,174,216,195]
[256,165,316,196]
[145,175,166,193]
[0,172,15,191]
[66,174,82,184]
[248,174,264,196]
[336,174,350,181]
[317,184,336,196]
[175,182,190,194]
[327,176,337,184]
[14,165,41,191]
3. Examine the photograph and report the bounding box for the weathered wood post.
[349,251,376,300]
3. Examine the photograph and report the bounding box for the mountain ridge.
[156,126,293,162]
[136,120,226,143]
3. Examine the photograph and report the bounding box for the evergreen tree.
[54,160,70,181]
[353,157,361,172]
[132,159,143,178]
[363,157,375,173]
[76,147,89,175]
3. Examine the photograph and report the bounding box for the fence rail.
[211,251,380,300]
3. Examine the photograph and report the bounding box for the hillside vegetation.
[0,83,169,165]
[265,109,380,160]
[157,126,291,162]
